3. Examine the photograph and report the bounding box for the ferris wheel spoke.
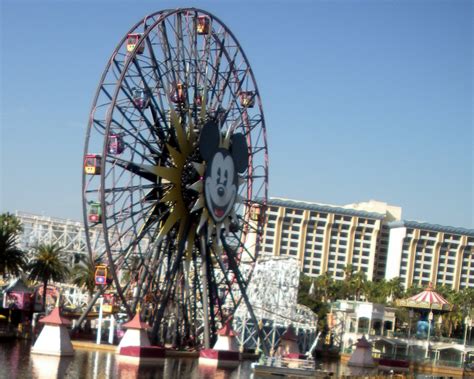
[158,20,179,94]
[116,84,157,131]
[111,157,158,182]
[150,223,190,341]
[109,113,161,162]
[130,60,169,138]
[103,197,158,234]
[207,33,226,109]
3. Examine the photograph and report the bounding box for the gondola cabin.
[108,134,124,155]
[197,16,210,35]
[239,91,255,108]
[250,204,261,222]
[126,33,145,54]
[94,264,107,285]
[132,87,149,109]
[194,92,203,106]
[102,293,116,312]
[171,83,186,104]
[88,202,102,224]
[84,154,101,175]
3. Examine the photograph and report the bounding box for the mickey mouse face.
[199,121,248,223]
[205,149,237,222]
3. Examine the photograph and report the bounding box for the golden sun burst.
[148,100,243,261]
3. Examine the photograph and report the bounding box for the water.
[0,340,465,379]
[0,340,253,379]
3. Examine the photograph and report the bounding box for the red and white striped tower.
[279,325,304,359]
[118,309,165,362]
[199,320,240,367]
[31,307,74,356]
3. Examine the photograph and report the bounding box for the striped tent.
[396,283,452,312]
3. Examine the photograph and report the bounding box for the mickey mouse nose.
[218,187,225,197]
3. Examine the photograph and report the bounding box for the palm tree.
[365,279,388,304]
[28,243,69,311]
[0,212,23,235]
[315,272,334,302]
[351,270,367,301]
[72,255,97,298]
[386,277,405,302]
[0,228,26,278]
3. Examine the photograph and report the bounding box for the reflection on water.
[0,341,463,378]
[0,340,251,379]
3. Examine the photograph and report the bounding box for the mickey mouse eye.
[223,170,228,186]
[217,167,221,184]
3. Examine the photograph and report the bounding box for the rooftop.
[388,220,474,237]
[268,197,387,220]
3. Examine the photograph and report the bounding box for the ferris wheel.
[82,8,268,346]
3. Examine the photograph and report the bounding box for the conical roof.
[122,311,150,330]
[5,278,33,293]
[397,283,451,311]
[217,320,236,337]
[39,307,71,326]
[355,335,372,348]
[408,283,449,305]
[281,325,298,342]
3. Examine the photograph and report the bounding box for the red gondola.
[194,92,203,106]
[84,154,101,175]
[108,134,124,155]
[126,33,145,54]
[132,87,150,109]
[239,91,255,108]
[171,83,186,104]
[197,16,210,35]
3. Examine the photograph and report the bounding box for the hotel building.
[385,221,474,290]
[260,198,401,281]
[259,198,474,290]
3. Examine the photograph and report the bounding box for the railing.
[343,348,467,369]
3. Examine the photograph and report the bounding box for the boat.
[251,356,333,378]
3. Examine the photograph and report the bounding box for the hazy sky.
[1,0,472,228]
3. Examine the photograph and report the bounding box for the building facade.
[259,198,474,290]
[260,198,401,281]
[385,221,474,290]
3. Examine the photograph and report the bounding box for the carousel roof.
[396,283,451,312]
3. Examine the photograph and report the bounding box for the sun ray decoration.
[81,8,268,348]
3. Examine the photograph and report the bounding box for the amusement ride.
[81,8,268,349]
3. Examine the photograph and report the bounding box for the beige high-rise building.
[385,221,474,290]
[259,197,474,290]
[259,198,401,281]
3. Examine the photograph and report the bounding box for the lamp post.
[408,309,414,338]
[425,310,433,359]
[464,315,471,347]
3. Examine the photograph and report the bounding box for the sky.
[0,0,472,228]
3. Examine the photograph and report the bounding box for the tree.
[0,213,26,278]
[0,212,23,235]
[365,279,388,304]
[386,277,405,303]
[28,243,69,311]
[72,254,97,298]
[0,229,26,278]
[351,270,368,301]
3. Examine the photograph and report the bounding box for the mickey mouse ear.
[199,121,220,161]
[230,133,248,173]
